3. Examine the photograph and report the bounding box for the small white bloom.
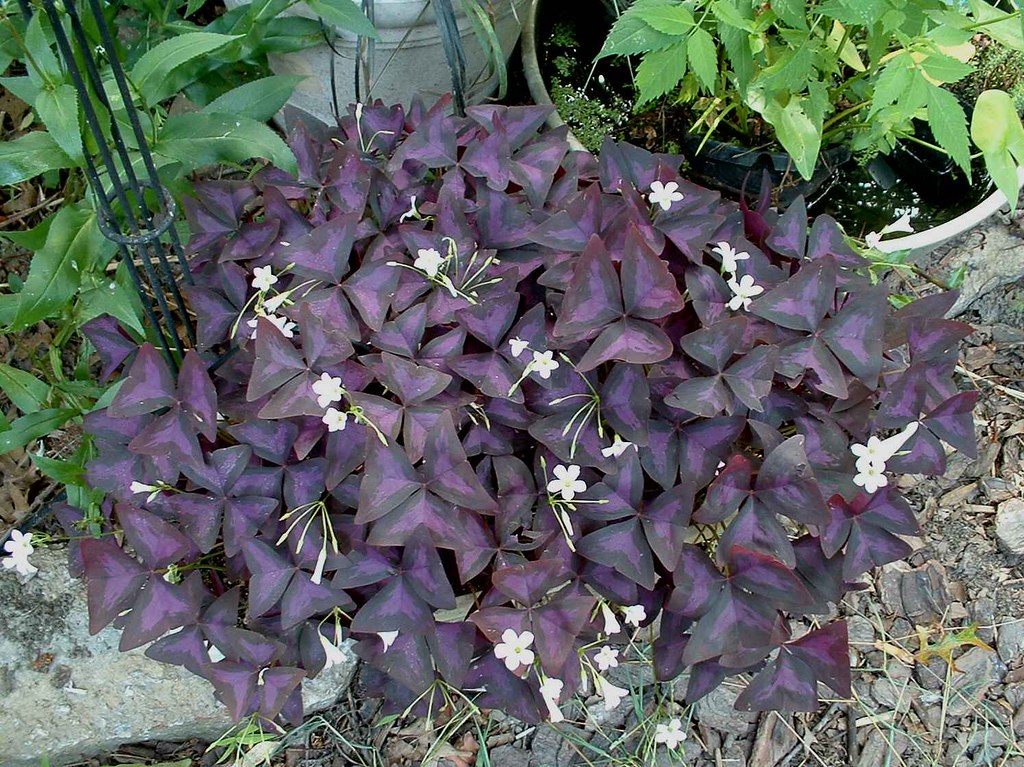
[207,642,225,663]
[2,530,37,579]
[711,241,750,276]
[531,350,560,380]
[547,464,587,502]
[248,314,297,339]
[648,180,684,211]
[262,293,288,313]
[319,632,348,670]
[399,195,420,223]
[853,462,888,494]
[355,102,364,121]
[594,645,619,671]
[414,247,445,278]
[600,603,622,636]
[312,372,345,409]
[727,274,765,311]
[655,718,686,749]
[509,337,530,358]
[322,407,349,433]
[865,231,883,249]
[595,674,629,712]
[252,265,278,292]
[850,422,918,472]
[129,480,161,502]
[310,546,328,585]
[493,628,535,672]
[539,677,565,723]
[379,630,399,652]
[885,212,914,235]
[601,434,636,459]
[622,604,646,627]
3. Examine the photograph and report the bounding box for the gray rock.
[847,616,875,649]
[871,663,915,713]
[996,499,1024,555]
[998,619,1024,665]
[858,730,909,767]
[980,477,1015,504]
[693,685,757,736]
[946,647,1006,717]
[0,548,356,767]
[530,724,582,767]
[490,744,533,767]
[946,221,1024,318]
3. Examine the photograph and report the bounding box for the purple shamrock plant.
[73,95,977,729]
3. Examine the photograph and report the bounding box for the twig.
[0,196,64,230]
[846,703,859,765]
[956,365,1024,402]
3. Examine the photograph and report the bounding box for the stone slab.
[0,548,357,767]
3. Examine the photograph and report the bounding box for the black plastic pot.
[679,135,851,206]
[522,0,850,204]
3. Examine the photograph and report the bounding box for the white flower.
[129,480,162,502]
[399,195,420,223]
[853,462,888,494]
[252,265,278,292]
[319,632,348,670]
[595,674,629,712]
[322,407,349,433]
[594,645,619,671]
[207,642,225,663]
[310,546,328,585]
[493,628,535,672]
[601,435,636,459]
[850,422,919,473]
[247,314,297,339]
[2,530,38,579]
[379,630,399,652]
[312,372,345,409]
[531,350,560,380]
[655,718,686,749]
[414,247,445,278]
[547,464,587,502]
[539,677,565,723]
[600,603,622,636]
[727,274,765,311]
[865,212,916,249]
[712,241,750,276]
[509,337,530,358]
[262,293,288,313]
[648,180,684,211]
[622,604,646,627]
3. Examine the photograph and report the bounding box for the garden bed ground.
[19,214,1022,767]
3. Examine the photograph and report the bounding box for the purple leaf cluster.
[76,96,976,726]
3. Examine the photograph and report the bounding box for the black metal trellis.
[16,0,196,371]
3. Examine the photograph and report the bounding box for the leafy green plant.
[600,0,1024,203]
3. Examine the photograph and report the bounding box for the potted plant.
[522,0,1024,252]
[223,0,531,127]
[66,97,976,735]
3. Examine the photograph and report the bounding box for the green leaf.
[303,0,379,39]
[34,83,83,162]
[635,41,688,105]
[131,33,242,106]
[972,89,1024,211]
[871,53,913,114]
[0,408,76,453]
[967,0,1024,51]
[598,1,678,59]
[772,0,808,28]
[30,453,85,486]
[75,263,146,337]
[24,15,62,89]
[687,27,718,93]
[709,0,756,33]
[927,87,971,176]
[762,94,821,180]
[0,363,49,413]
[11,203,107,330]
[1,76,42,106]
[203,75,304,122]
[0,132,74,185]
[634,4,695,36]
[155,112,297,175]
[918,50,973,85]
